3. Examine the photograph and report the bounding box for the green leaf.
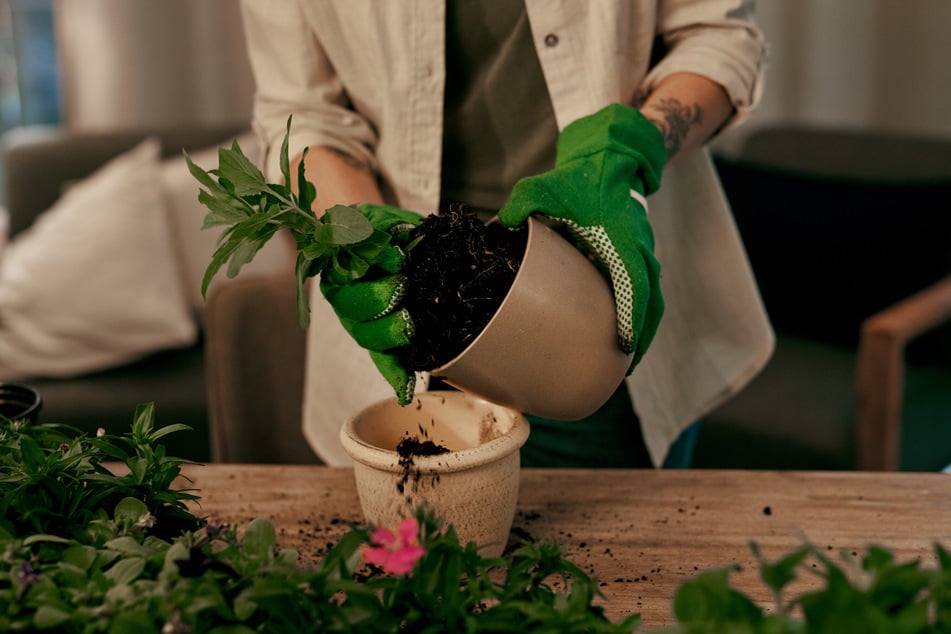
[755,542,811,595]
[279,114,292,187]
[673,566,764,626]
[104,556,146,584]
[105,536,152,557]
[296,145,316,213]
[132,402,156,438]
[198,189,250,227]
[114,497,150,527]
[23,533,73,546]
[218,142,268,197]
[184,148,223,193]
[62,544,98,570]
[321,205,375,244]
[295,253,313,329]
[242,517,277,562]
[108,609,154,634]
[149,423,193,442]
[18,436,44,471]
[33,605,71,629]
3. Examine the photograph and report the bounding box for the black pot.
[0,383,42,423]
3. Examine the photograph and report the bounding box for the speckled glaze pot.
[340,391,530,558]
[431,216,632,421]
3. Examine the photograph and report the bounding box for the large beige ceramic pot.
[340,391,529,558]
[431,216,632,421]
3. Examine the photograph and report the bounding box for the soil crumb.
[395,434,450,497]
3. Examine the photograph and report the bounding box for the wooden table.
[180,465,951,628]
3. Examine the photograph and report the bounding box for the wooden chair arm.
[855,274,951,470]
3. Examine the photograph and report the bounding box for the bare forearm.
[290,146,383,216]
[635,72,734,163]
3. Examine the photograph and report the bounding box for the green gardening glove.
[319,203,423,405]
[498,103,667,370]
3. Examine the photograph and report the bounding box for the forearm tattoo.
[641,97,703,158]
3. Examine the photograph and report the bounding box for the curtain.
[717,0,951,153]
[54,0,253,130]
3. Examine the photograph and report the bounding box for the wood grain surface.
[179,465,951,628]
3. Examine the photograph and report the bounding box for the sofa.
[0,124,294,462]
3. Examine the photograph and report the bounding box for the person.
[239,1,774,469]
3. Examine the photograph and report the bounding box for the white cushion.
[159,132,294,322]
[0,138,197,380]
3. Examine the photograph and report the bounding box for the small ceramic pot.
[431,216,633,420]
[0,383,42,423]
[340,391,529,557]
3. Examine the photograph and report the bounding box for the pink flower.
[362,517,425,575]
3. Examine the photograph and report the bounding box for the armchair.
[0,123,278,461]
[697,126,951,471]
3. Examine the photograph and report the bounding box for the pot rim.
[340,392,530,475]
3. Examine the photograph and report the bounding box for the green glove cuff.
[556,103,666,195]
[369,350,416,406]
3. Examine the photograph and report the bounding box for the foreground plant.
[0,411,640,633]
[665,540,951,633]
[4,410,949,632]
[0,402,200,545]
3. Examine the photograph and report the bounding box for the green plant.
[0,403,200,545]
[0,408,640,633]
[665,540,951,634]
[5,407,950,632]
[184,116,400,327]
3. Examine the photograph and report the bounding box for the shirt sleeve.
[641,0,767,131]
[239,0,378,181]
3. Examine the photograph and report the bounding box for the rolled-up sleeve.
[642,0,767,130]
[240,0,378,181]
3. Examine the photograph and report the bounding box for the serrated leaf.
[184,149,223,193]
[321,205,374,244]
[218,143,267,197]
[199,190,250,228]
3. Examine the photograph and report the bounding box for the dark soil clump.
[395,433,450,496]
[398,205,527,371]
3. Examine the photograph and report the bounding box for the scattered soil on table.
[397,205,527,371]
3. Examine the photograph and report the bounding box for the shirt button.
[544,33,559,47]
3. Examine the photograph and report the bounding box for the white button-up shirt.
[241,0,774,466]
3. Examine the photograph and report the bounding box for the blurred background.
[2,1,949,162]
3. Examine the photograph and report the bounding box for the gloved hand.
[319,203,422,404]
[498,103,666,370]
